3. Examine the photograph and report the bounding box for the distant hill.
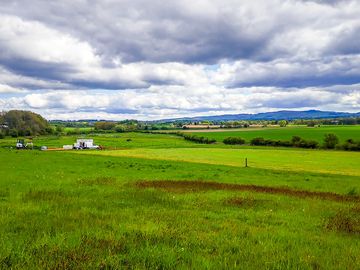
[159,110,360,122]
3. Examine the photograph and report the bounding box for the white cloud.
[0,0,359,119]
[0,15,100,67]
[0,84,358,120]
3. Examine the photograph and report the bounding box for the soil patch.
[136,180,360,202]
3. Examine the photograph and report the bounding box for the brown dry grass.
[136,180,360,202]
[326,206,360,234]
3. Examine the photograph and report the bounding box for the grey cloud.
[0,0,359,119]
[0,0,336,64]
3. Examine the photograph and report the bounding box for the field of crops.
[0,128,360,269]
[183,125,360,144]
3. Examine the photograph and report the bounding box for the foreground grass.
[1,134,360,269]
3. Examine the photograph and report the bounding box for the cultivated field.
[0,128,360,269]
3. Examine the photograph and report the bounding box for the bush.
[9,129,18,138]
[250,137,266,146]
[223,137,246,145]
[291,136,302,146]
[324,133,339,149]
[0,132,4,139]
[279,120,288,127]
[342,139,360,151]
[182,134,216,144]
[298,139,319,149]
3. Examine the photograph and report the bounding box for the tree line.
[0,110,51,138]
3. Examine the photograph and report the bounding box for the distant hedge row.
[223,134,360,151]
[142,131,217,144]
[223,137,246,145]
[250,136,319,149]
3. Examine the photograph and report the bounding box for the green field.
[184,125,360,144]
[1,130,360,269]
[77,147,360,177]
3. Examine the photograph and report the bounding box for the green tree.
[323,133,339,149]
[279,120,288,127]
[56,125,63,133]
[0,110,50,135]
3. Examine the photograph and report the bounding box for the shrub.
[291,136,302,146]
[342,139,360,151]
[279,120,288,127]
[250,137,266,146]
[298,139,319,149]
[324,133,339,149]
[0,132,4,139]
[223,137,245,145]
[182,134,216,144]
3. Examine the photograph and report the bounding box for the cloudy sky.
[0,0,360,120]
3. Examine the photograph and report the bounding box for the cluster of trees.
[94,120,141,133]
[322,134,360,151]
[0,110,51,138]
[218,121,250,128]
[293,118,360,126]
[169,117,360,129]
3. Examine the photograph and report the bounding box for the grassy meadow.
[182,125,360,144]
[0,128,360,269]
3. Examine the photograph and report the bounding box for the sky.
[0,0,359,120]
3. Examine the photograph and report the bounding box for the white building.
[73,139,99,149]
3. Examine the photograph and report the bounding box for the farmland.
[0,128,360,269]
[182,125,360,144]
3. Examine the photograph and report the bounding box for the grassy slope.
[185,125,360,143]
[0,131,360,269]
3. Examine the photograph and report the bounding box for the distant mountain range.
[159,110,360,122]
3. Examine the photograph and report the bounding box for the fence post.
[245,158,248,167]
